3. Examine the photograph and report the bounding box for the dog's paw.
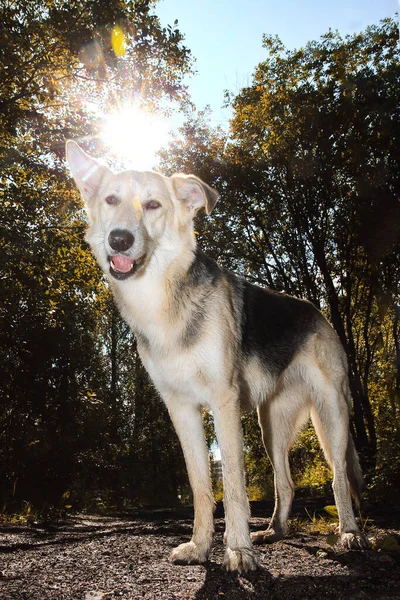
[340,531,368,550]
[251,528,285,545]
[223,547,259,573]
[171,541,209,565]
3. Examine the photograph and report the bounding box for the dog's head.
[66,141,219,281]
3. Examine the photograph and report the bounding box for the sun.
[102,105,171,170]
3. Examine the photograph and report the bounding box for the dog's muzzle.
[108,228,137,280]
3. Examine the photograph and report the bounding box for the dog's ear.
[172,174,219,215]
[66,141,111,203]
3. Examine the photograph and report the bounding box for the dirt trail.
[0,502,399,599]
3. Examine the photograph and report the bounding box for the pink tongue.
[111,255,134,273]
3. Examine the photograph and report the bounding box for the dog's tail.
[343,382,365,507]
[346,433,365,507]
[310,381,364,507]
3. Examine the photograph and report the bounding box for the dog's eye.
[105,194,120,206]
[145,200,161,210]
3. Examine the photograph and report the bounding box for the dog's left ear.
[172,174,219,215]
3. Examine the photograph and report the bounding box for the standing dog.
[66,141,365,572]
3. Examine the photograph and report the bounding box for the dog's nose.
[108,229,135,252]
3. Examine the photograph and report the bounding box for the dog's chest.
[138,329,225,405]
[116,274,228,403]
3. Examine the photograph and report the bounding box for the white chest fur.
[114,274,226,408]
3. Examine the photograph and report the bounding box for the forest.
[0,0,399,516]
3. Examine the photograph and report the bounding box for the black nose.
[108,229,135,252]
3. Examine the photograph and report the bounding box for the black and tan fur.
[66,141,366,572]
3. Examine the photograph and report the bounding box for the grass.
[0,501,71,526]
[289,508,336,536]
[0,501,39,525]
[288,504,374,541]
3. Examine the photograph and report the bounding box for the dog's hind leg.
[167,401,215,565]
[213,390,259,572]
[310,381,367,549]
[252,392,309,545]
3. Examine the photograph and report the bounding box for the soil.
[0,500,399,600]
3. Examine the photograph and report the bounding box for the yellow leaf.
[323,505,338,518]
[111,26,126,57]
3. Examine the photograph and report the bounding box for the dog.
[66,140,366,572]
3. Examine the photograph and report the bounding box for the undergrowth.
[0,502,69,525]
[288,504,374,538]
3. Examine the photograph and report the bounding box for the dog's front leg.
[167,401,215,565]
[213,392,259,572]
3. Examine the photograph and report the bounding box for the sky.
[155,0,398,129]
[106,0,397,169]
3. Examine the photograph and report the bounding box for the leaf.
[111,25,126,57]
[323,505,338,518]
[379,535,400,552]
[326,533,339,546]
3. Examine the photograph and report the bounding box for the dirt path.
[0,503,399,600]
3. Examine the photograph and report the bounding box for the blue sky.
[156,0,398,128]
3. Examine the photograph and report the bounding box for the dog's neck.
[111,234,199,343]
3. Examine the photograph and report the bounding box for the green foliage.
[295,510,337,536]
[290,424,332,493]
[323,505,339,519]
[0,0,191,511]
[242,412,274,501]
[1,3,399,511]
[159,19,400,497]
[227,20,399,472]
[213,480,224,503]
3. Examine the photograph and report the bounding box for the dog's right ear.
[66,141,111,203]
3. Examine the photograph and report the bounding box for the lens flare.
[102,105,170,170]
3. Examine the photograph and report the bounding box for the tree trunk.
[109,303,119,442]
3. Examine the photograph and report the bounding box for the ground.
[0,500,399,600]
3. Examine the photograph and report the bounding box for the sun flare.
[102,106,171,170]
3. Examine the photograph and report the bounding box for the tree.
[227,18,400,468]
[0,0,191,509]
[160,19,400,476]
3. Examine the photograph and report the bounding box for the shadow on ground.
[0,499,399,600]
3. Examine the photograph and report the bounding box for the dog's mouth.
[109,255,138,280]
